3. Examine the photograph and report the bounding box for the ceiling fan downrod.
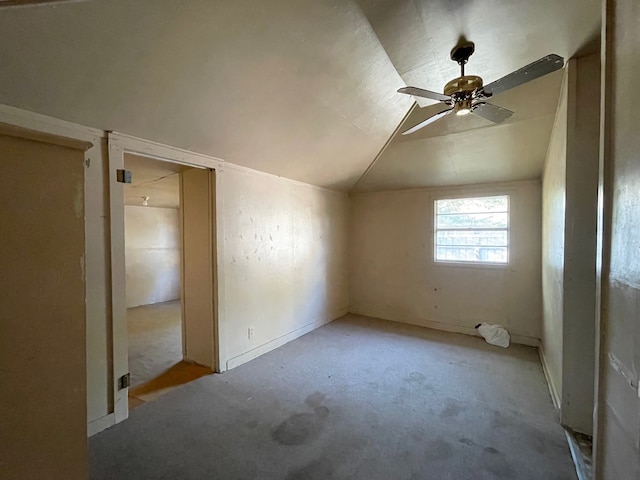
[450,41,475,76]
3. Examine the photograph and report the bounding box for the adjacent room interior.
[1,1,638,479]
[124,154,184,390]
[123,154,217,408]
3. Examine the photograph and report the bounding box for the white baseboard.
[422,319,539,347]
[539,343,561,410]
[87,413,115,437]
[510,334,540,347]
[354,313,540,347]
[225,308,348,370]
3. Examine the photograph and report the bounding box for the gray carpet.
[90,314,577,480]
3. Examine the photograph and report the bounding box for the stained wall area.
[124,206,180,308]
[349,180,542,342]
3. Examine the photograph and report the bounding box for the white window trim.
[433,194,511,267]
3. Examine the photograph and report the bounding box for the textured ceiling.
[352,0,601,191]
[0,0,411,191]
[0,0,600,192]
[354,69,564,191]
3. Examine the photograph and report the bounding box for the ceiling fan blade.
[480,54,564,97]
[471,102,514,124]
[401,108,454,135]
[398,86,451,103]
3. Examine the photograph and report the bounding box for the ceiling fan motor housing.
[444,75,483,114]
[444,75,483,97]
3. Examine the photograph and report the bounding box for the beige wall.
[595,0,640,477]
[181,168,215,368]
[541,67,568,404]
[541,55,600,434]
[0,133,87,480]
[562,54,599,435]
[218,166,350,369]
[86,151,351,427]
[349,180,542,342]
[125,205,180,308]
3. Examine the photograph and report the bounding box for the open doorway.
[122,153,213,409]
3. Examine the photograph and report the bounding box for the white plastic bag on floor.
[475,323,510,348]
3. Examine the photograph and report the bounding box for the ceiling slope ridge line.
[541,62,570,175]
[353,2,405,91]
[350,103,417,193]
[353,178,542,196]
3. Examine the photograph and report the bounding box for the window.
[434,195,509,264]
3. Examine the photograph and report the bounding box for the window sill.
[432,260,512,270]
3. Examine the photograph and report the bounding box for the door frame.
[107,132,224,424]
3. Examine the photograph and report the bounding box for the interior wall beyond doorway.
[125,205,180,308]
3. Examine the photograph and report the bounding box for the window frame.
[433,194,511,267]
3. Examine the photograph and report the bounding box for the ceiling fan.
[397,42,564,135]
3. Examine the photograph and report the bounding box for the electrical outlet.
[248,327,255,339]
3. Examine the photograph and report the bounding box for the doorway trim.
[107,132,224,424]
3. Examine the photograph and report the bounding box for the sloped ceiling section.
[0,0,412,190]
[353,0,601,191]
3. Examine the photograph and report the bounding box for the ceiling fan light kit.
[397,41,564,135]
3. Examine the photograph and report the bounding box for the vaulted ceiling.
[0,0,601,192]
[352,0,601,191]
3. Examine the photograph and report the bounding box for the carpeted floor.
[91,314,576,480]
[127,300,183,387]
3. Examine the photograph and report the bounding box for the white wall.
[124,206,180,308]
[218,165,350,369]
[349,180,542,342]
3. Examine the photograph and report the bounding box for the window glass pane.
[436,230,508,247]
[434,195,509,265]
[436,246,508,263]
[436,212,508,229]
[436,196,508,214]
